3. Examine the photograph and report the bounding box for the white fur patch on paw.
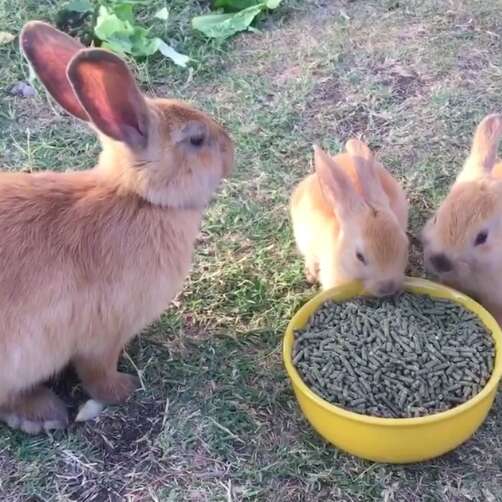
[20,420,42,435]
[75,399,105,422]
[4,414,21,429]
[0,414,66,434]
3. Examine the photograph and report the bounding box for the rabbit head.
[20,22,234,210]
[422,114,502,296]
[314,140,409,296]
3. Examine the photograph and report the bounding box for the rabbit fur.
[290,140,409,296]
[0,21,234,434]
[423,114,502,324]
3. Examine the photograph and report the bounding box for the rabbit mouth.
[364,279,402,297]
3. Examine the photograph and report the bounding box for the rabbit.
[422,114,502,323]
[290,139,409,296]
[0,21,234,434]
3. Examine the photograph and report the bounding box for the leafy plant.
[192,0,282,40]
[213,0,263,11]
[57,0,190,67]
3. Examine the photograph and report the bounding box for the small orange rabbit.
[0,22,234,434]
[422,114,502,323]
[290,140,409,296]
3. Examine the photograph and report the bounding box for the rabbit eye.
[474,231,488,246]
[356,251,367,265]
[190,134,205,147]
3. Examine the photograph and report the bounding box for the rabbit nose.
[430,253,453,273]
[378,280,398,296]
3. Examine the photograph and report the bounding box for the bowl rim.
[283,277,502,427]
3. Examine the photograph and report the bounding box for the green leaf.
[192,13,235,39]
[107,0,149,4]
[213,0,261,11]
[265,0,282,8]
[155,39,191,67]
[129,29,158,56]
[0,31,15,45]
[154,7,169,21]
[95,6,132,39]
[192,4,264,39]
[94,5,189,66]
[100,40,125,54]
[112,3,135,23]
[95,5,137,55]
[65,0,94,13]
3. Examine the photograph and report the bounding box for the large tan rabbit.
[422,114,502,323]
[290,140,409,296]
[0,22,234,434]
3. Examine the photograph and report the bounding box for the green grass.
[2,0,502,500]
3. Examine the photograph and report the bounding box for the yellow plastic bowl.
[283,277,502,463]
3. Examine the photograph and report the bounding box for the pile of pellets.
[293,293,495,418]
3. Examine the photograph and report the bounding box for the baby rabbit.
[0,22,233,434]
[290,140,409,296]
[423,114,502,323]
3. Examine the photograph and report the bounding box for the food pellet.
[293,293,495,418]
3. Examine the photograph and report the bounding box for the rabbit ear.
[461,114,502,181]
[346,138,389,210]
[20,21,88,121]
[314,145,364,218]
[345,138,372,160]
[67,49,149,149]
